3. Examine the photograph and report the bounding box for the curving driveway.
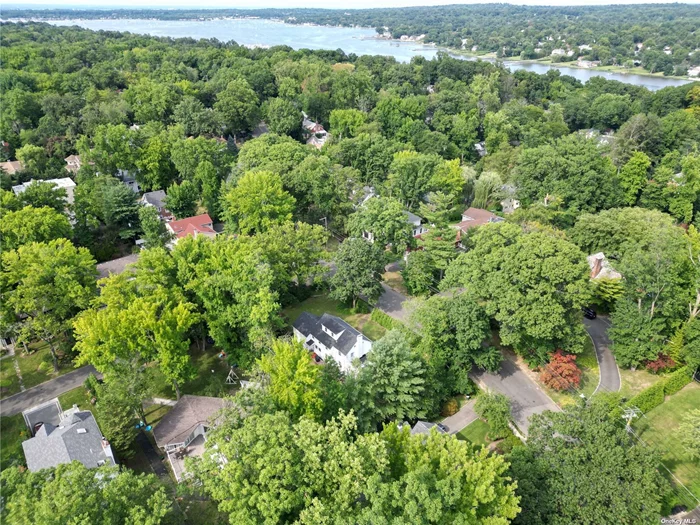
[584,316,621,394]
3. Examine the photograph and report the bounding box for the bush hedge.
[627,380,665,413]
[663,366,693,396]
[370,308,401,330]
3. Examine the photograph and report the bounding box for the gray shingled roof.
[404,210,423,226]
[22,410,112,472]
[141,190,167,209]
[411,421,446,435]
[96,253,139,279]
[153,395,226,448]
[293,312,369,356]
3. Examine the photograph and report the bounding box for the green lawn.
[456,419,492,447]
[58,385,91,410]
[633,382,700,511]
[0,414,28,471]
[282,294,387,341]
[536,338,599,407]
[150,347,240,400]
[619,367,666,399]
[15,342,76,390]
[0,356,21,399]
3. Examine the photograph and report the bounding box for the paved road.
[471,353,560,437]
[374,283,411,323]
[441,398,477,434]
[0,365,100,417]
[583,316,621,394]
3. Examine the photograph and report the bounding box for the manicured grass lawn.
[619,367,666,399]
[382,270,409,296]
[0,414,28,471]
[633,382,700,511]
[535,338,599,407]
[0,356,21,399]
[58,385,91,410]
[150,346,240,400]
[282,294,387,341]
[15,342,76,390]
[456,419,492,447]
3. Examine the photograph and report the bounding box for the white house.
[293,312,373,373]
[12,177,76,205]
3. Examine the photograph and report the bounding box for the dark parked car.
[582,307,597,320]
[436,423,449,433]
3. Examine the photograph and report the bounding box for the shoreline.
[6,16,696,83]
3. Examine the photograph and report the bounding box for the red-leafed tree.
[644,353,676,373]
[540,350,582,391]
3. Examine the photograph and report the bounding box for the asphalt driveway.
[583,316,621,394]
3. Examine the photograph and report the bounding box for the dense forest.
[5,4,700,75]
[2,21,700,523]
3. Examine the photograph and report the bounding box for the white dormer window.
[321,324,343,341]
[77,428,87,434]
[461,214,473,222]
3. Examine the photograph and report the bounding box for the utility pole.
[319,217,328,230]
[622,407,642,432]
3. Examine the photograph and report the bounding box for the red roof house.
[166,213,217,242]
[453,208,504,245]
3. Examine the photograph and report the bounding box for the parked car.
[436,423,449,433]
[582,307,597,319]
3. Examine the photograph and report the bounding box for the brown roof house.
[587,252,622,281]
[153,395,227,481]
[453,207,504,247]
[0,160,23,176]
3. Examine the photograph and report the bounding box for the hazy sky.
[5,0,700,8]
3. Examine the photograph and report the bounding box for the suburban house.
[22,398,63,436]
[64,154,81,174]
[587,252,622,280]
[166,213,217,243]
[362,209,428,243]
[22,406,115,472]
[140,190,173,221]
[96,253,139,279]
[500,198,521,214]
[302,113,329,149]
[12,177,77,205]
[453,207,504,247]
[0,160,23,176]
[410,421,447,435]
[153,395,227,482]
[116,169,140,193]
[293,312,373,373]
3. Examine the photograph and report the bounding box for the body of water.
[45,18,694,91]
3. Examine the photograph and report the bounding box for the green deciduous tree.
[0,205,71,250]
[329,108,366,139]
[214,78,260,139]
[18,181,67,212]
[258,338,323,420]
[1,239,97,371]
[355,330,428,429]
[443,222,592,363]
[165,180,199,220]
[329,238,385,309]
[73,273,198,398]
[509,401,667,525]
[0,463,172,525]
[619,151,651,205]
[474,390,512,439]
[265,97,302,136]
[347,195,414,254]
[221,171,295,235]
[679,409,700,459]
[196,408,519,524]
[138,205,172,249]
